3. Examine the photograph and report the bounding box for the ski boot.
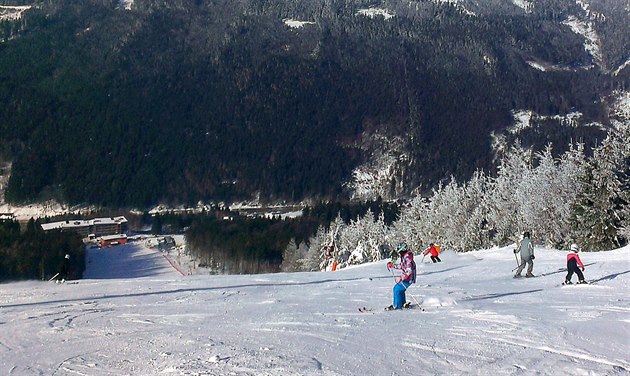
[562,280,572,285]
[525,273,535,278]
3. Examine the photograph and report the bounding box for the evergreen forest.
[0,0,628,207]
[0,219,85,282]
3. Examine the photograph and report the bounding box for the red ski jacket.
[424,246,439,257]
[567,252,584,269]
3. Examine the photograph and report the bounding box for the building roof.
[99,234,128,241]
[41,216,128,231]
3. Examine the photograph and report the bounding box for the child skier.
[385,243,417,310]
[424,243,441,263]
[564,243,587,285]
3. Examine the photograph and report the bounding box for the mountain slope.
[0,0,628,207]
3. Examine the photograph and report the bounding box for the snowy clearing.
[1,242,629,375]
[356,8,395,20]
[563,15,603,69]
[0,5,31,22]
[283,19,316,29]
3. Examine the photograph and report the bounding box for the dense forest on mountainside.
[0,0,628,207]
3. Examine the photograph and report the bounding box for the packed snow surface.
[1,242,629,375]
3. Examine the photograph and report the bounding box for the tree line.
[283,122,630,272]
[184,199,399,274]
[0,219,85,282]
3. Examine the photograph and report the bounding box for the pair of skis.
[358,303,424,313]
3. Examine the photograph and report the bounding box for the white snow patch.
[356,7,395,20]
[147,202,218,216]
[283,19,315,29]
[433,0,476,16]
[508,110,600,136]
[563,15,604,69]
[0,201,97,222]
[512,0,533,13]
[116,0,133,11]
[613,59,630,76]
[509,110,534,134]
[526,61,547,71]
[0,5,31,21]
[526,59,594,72]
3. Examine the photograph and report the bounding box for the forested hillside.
[0,219,85,281]
[0,0,628,207]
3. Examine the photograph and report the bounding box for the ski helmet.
[570,244,579,252]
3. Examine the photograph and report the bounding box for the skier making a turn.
[424,243,441,263]
[514,231,535,278]
[564,243,587,285]
[386,243,417,310]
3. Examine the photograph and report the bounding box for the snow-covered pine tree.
[341,209,387,265]
[569,134,625,251]
[280,238,300,272]
[458,171,491,251]
[337,215,361,265]
[486,143,533,246]
[526,144,586,248]
[389,195,429,252]
[302,224,329,271]
[609,121,630,245]
[546,143,587,248]
[424,180,452,247]
[422,172,490,252]
[609,95,630,243]
[329,214,345,258]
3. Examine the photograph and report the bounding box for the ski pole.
[402,283,423,307]
[390,269,422,307]
[512,255,522,272]
[48,272,59,282]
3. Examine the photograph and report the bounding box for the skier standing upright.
[386,243,417,310]
[514,231,535,278]
[56,254,70,283]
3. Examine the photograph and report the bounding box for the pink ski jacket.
[393,250,416,283]
[567,252,584,269]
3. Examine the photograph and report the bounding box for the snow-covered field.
[1,242,628,375]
